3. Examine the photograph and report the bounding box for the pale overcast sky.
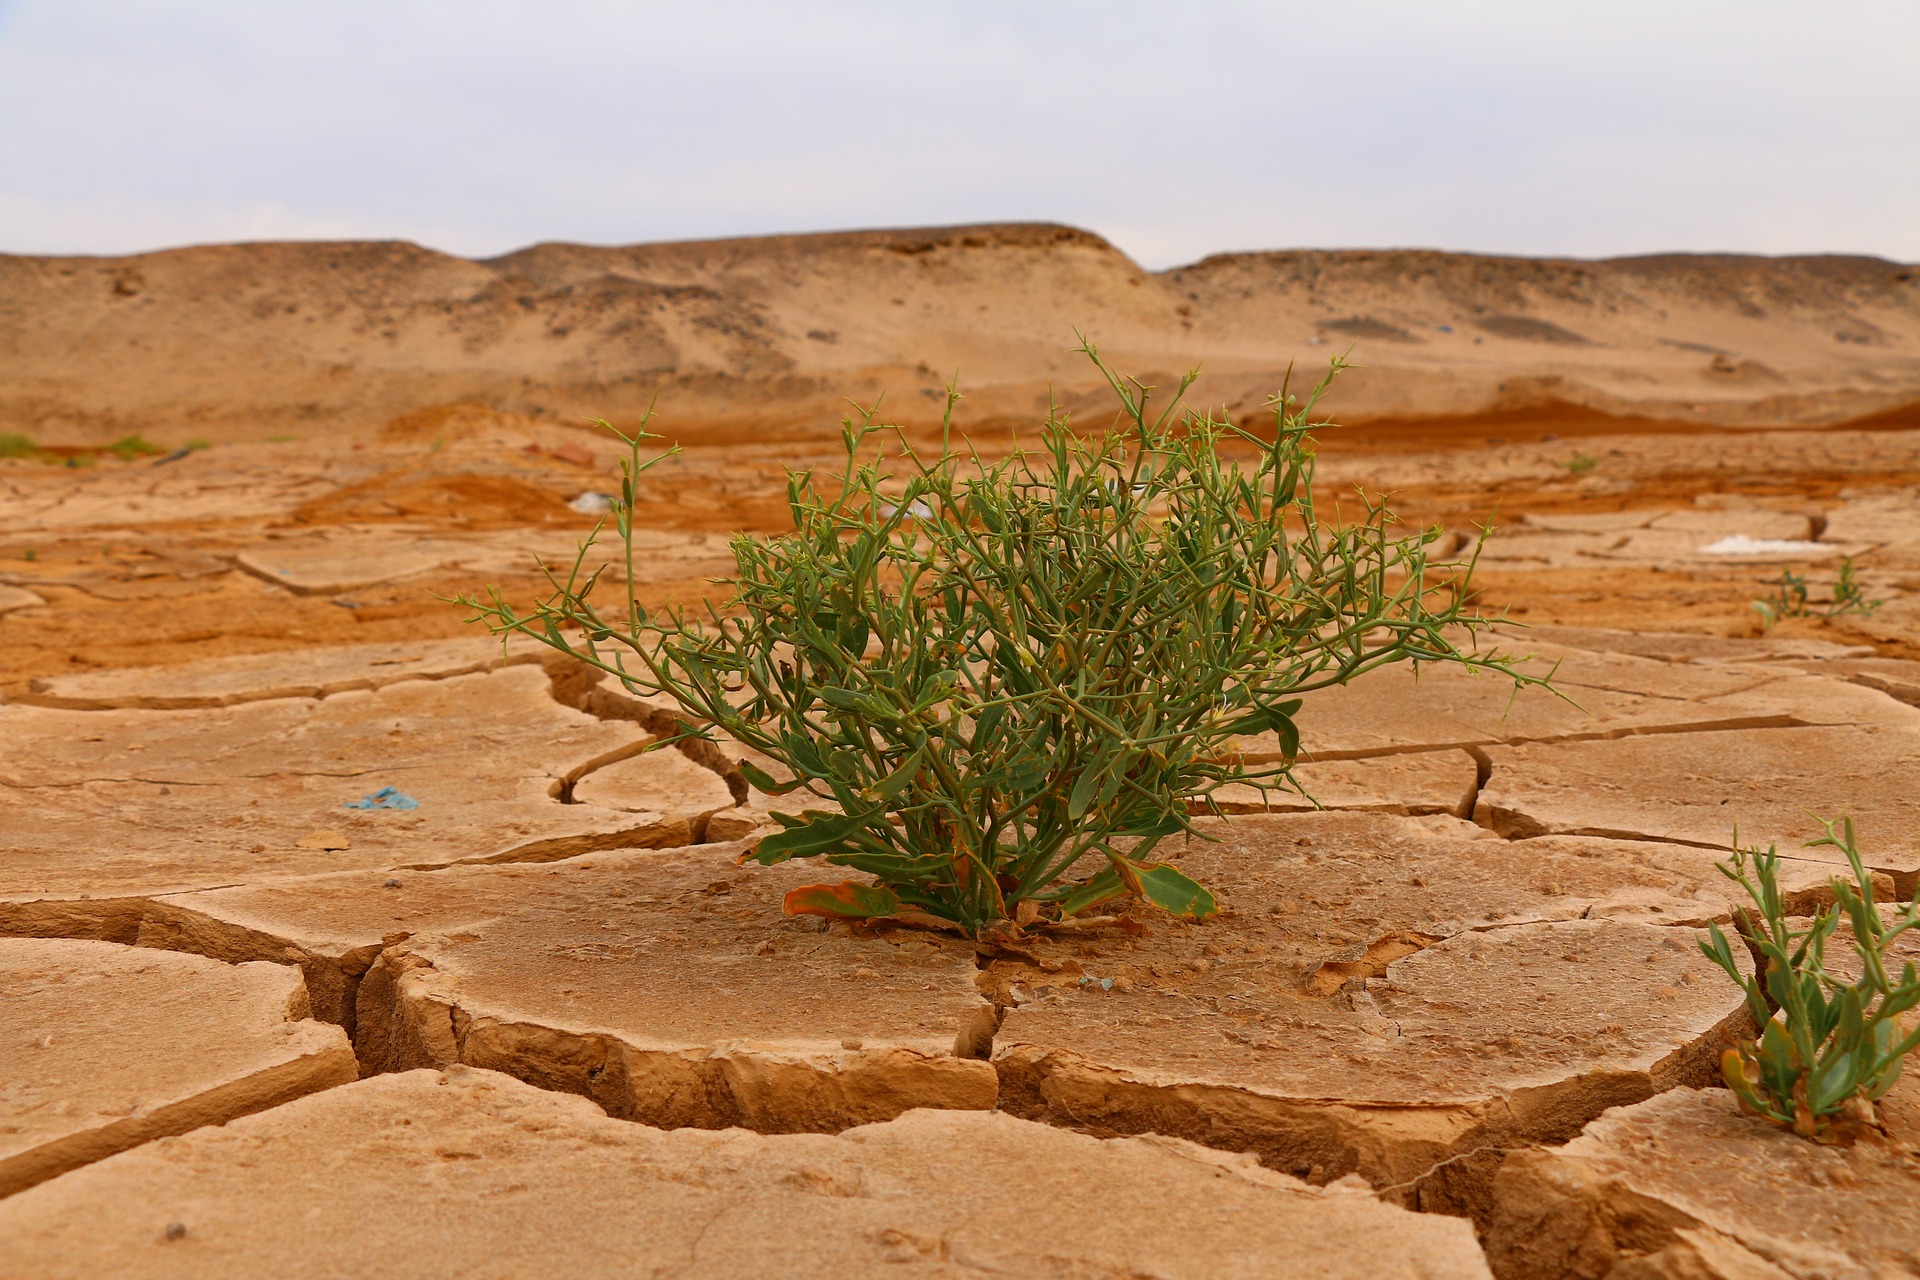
[1,1,1915,268]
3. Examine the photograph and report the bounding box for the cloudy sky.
[1,1,1915,268]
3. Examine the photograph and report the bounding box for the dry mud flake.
[567,742,736,816]
[1795,655,1920,709]
[1236,645,1805,763]
[1487,507,1852,572]
[0,937,354,1198]
[1474,724,1920,895]
[1820,487,1920,549]
[1642,507,1815,541]
[1492,623,1873,666]
[989,820,1754,1214]
[0,665,714,916]
[1840,594,1920,649]
[1513,510,1673,535]
[1144,813,1844,941]
[234,537,470,594]
[0,1067,1494,1280]
[14,635,531,709]
[143,844,999,1131]
[1208,749,1480,818]
[0,453,340,532]
[232,526,733,595]
[1483,1079,1920,1280]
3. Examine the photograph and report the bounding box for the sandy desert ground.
[2,225,1918,1278]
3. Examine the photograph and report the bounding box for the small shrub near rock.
[466,341,1532,937]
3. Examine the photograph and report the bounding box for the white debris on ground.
[1698,535,1837,556]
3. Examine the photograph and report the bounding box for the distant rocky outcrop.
[2,224,1916,444]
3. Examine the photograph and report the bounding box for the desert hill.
[3,222,1917,445]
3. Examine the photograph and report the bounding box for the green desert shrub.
[1701,817,1920,1142]
[466,342,1532,936]
[0,432,40,460]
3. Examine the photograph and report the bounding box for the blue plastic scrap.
[343,786,420,811]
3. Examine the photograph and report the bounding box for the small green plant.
[1563,451,1599,475]
[1830,557,1880,617]
[0,432,39,460]
[105,434,165,461]
[465,342,1535,936]
[1753,567,1810,625]
[1752,558,1880,628]
[1700,817,1919,1142]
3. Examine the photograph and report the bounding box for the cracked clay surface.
[8,383,1920,1276]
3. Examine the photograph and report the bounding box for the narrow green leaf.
[1114,807,1186,839]
[737,759,805,796]
[1809,1047,1858,1112]
[1067,765,1103,821]
[1047,866,1128,916]
[871,746,927,801]
[819,686,867,711]
[837,612,870,655]
[747,808,877,864]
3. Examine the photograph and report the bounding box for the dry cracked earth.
[3,409,1920,1279]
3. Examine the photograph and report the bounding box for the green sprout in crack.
[463,339,1542,938]
[1700,817,1920,1143]
[1752,558,1880,628]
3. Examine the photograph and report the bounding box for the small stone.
[840,1038,863,1051]
[293,830,349,851]
[164,1222,186,1241]
[382,879,401,889]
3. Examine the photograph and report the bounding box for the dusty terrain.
[3,226,1919,1278]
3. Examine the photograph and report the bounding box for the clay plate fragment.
[1475,724,1920,894]
[0,938,355,1198]
[1484,1078,1920,1280]
[148,844,1001,1132]
[0,1067,1496,1280]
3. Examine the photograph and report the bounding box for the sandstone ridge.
[5,224,1917,444]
